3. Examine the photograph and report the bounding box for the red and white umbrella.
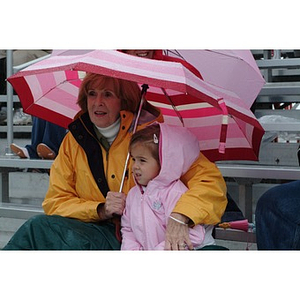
[7,50,264,162]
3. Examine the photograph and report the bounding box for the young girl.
[121,123,216,250]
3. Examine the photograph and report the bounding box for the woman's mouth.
[95,111,106,116]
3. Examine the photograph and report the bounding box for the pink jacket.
[121,123,215,250]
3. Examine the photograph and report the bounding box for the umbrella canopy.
[7,50,264,162]
[164,49,265,109]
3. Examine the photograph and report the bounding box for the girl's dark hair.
[129,124,161,164]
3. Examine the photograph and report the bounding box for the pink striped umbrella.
[7,50,264,162]
[164,49,265,109]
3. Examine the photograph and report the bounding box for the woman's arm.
[164,153,227,250]
[173,152,227,225]
[42,134,105,222]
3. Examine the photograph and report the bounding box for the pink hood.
[121,124,215,250]
[155,123,200,186]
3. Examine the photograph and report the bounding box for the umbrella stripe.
[25,104,73,129]
[198,137,253,150]
[35,98,78,118]
[155,104,259,143]
[148,101,214,110]
[53,81,81,102]
[152,104,258,136]
[163,116,254,141]
[43,86,80,110]
[36,93,79,115]
[25,74,46,101]
[84,52,188,82]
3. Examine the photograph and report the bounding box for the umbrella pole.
[161,88,184,126]
[119,84,149,192]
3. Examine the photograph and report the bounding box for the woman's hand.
[164,213,194,250]
[97,191,126,220]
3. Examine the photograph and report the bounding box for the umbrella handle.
[218,99,229,154]
[119,84,149,193]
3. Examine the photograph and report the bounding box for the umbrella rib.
[161,88,184,126]
[33,78,81,103]
[164,50,185,61]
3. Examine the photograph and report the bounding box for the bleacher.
[1,49,300,250]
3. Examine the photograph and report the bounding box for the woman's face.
[87,80,122,128]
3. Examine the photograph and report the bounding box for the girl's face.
[130,142,160,186]
[87,80,122,128]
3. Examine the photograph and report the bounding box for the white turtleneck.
[95,118,121,145]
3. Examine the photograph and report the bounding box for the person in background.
[121,123,218,250]
[255,180,300,250]
[10,117,67,159]
[121,50,203,79]
[3,72,227,250]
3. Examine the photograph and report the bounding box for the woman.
[3,73,227,250]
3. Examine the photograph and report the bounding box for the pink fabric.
[165,49,265,109]
[121,123,212,250]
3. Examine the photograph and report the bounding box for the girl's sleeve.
[121,195,143,250]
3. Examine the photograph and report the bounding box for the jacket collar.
[68,112,110,197]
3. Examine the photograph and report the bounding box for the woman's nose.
[95,94,104,104]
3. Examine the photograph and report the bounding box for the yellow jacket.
[43,107,227,225]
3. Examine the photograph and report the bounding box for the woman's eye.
[88,90,96,97]
[104,91,113,98]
